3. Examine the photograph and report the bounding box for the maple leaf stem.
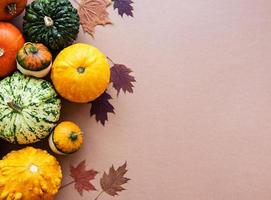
[107,56,115,65]
[94,191,104,200]
[59,180,75,190]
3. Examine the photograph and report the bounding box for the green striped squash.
[0,72,61,144]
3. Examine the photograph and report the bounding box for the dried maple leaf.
[113,0,134,17]
[78,0,112,36]
[70,160,98,196]
[110,64,136,95]
[100,162,130,196]
[90,92,115,125]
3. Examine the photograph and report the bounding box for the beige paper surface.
[3,0,271,199]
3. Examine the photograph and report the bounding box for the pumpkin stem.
[29,164,39,173]
[77,67,85,74]
[6,3,17,16]
[69,132,78,141]
[23,42,38,55]
[44,16,54,27]
[6,98,23,113]
[0,48,4,57]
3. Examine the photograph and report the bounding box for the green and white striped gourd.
[0,72,61,144]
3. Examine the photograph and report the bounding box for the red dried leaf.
[70,160,98,196]
[90,92,115,125]
[110,64,136,95]
[100,162,130,196]
[113,0,134,17]
[78,0,112,36]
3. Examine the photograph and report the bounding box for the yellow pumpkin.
[51,43,110,103]
[49,121,83,155]
[0,147,62,200]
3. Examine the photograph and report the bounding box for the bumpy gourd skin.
[0,147,62,200]
[23,0,80,52]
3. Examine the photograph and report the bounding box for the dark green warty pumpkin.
[23,0,80,52]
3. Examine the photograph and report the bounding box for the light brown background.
[8,0,271,199]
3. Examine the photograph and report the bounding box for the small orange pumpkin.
[17,42,53,78]
[0,0,27,21]
[49,121,84,155]
[0,22,25,78]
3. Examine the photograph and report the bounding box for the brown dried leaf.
[90,91,115,126]
[113,0,134,17]
[110,64,136,95]
[78,0,112,36]
[100,162,130,196]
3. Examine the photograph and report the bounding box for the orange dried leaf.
[78,0,112,36]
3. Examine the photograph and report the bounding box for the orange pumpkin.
[0,22,25,78]
[49,121,84,155]
[0,0,27,21]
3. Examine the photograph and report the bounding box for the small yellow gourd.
[49,121,84,155]
[0,147,62,200]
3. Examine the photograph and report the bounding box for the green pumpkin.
[23,0,80,52]
[0,72,61,144]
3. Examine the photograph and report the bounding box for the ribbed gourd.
[23,0,80,52]
[0,147,62,200]
[0,72,61,144]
